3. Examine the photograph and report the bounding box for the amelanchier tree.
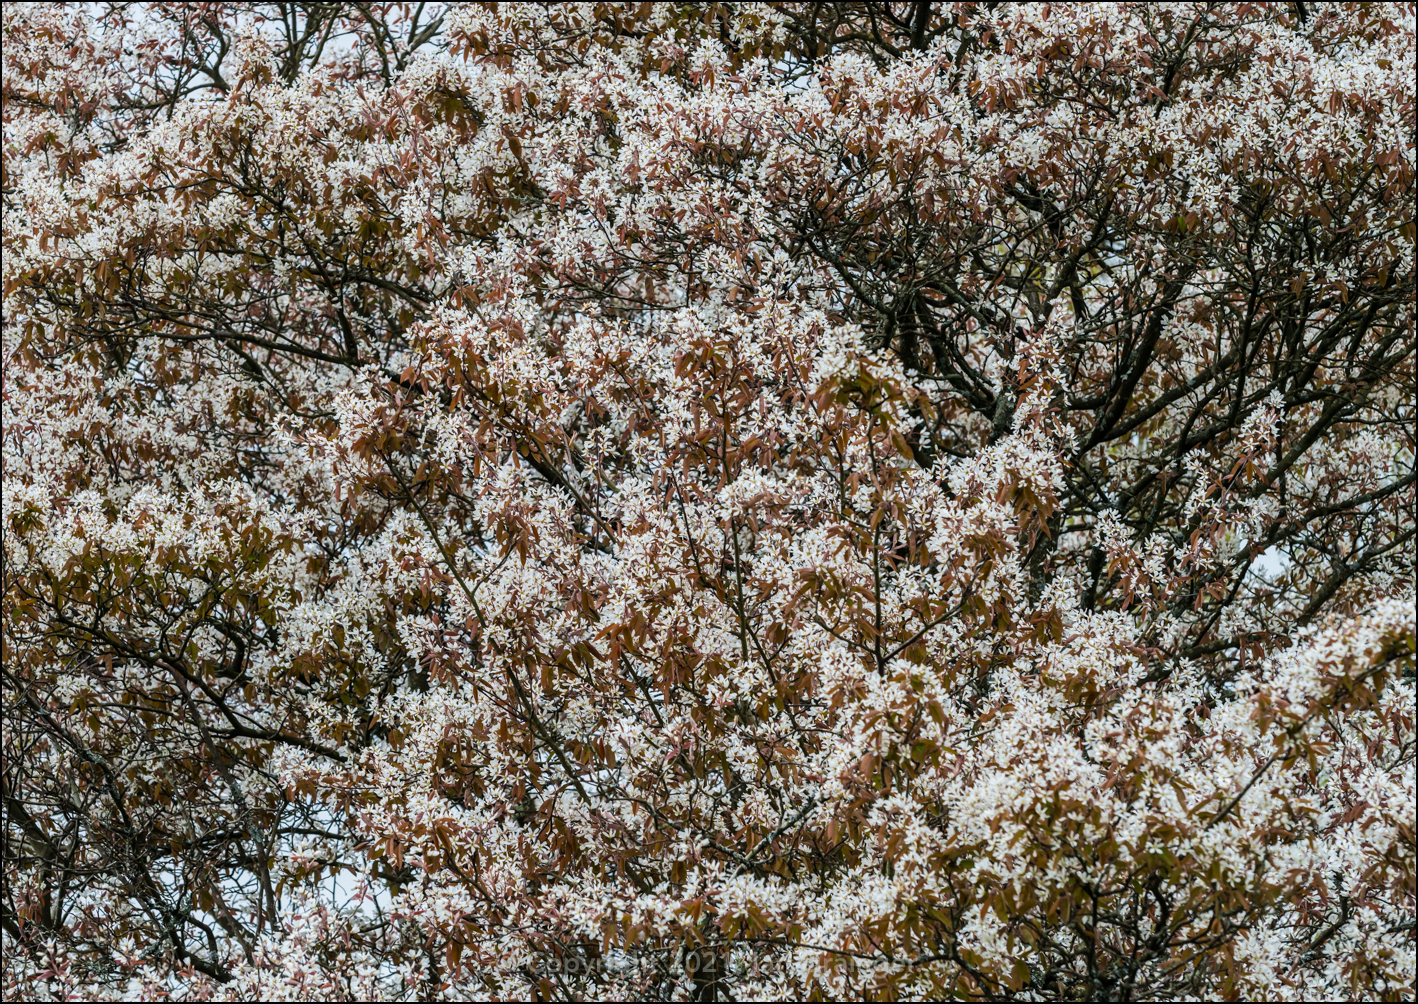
[2,3,1413,1001]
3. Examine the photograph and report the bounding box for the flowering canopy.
[2,3,1414,1001]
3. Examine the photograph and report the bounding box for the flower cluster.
[3,4,1413,1001]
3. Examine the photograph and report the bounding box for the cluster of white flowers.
[3,3,1412,1001]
